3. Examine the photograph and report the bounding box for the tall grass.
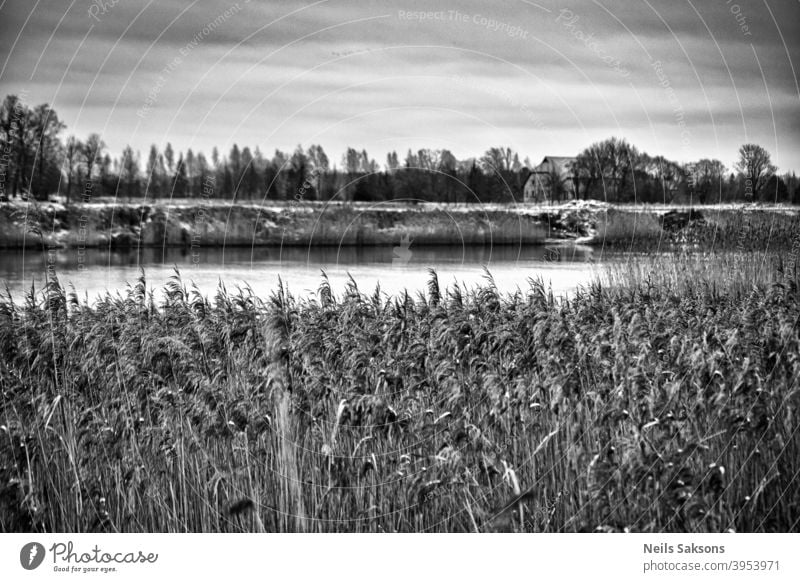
[1,258,798,532]
[601,252,797,298]
[595,207,800,251]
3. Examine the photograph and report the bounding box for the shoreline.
[1,199,797,250]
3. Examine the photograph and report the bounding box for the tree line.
[567,137,793,204]
[1,94,797,204]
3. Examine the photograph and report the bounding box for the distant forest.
[2,94,798,205]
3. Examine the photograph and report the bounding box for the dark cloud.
[0,0,797,170]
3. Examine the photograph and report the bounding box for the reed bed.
[595,207,800,251]
[1,257,798,532]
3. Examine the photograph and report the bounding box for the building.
[523,156,577,203]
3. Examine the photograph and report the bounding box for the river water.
[0,243,614,303]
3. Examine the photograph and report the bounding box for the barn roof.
[531,156,577,174]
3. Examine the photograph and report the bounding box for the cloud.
[0,0,797,170]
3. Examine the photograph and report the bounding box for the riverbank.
[0,199,797,250]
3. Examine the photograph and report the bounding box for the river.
[0,243,614,303]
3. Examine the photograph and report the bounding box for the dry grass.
[595,209,665,248]
[594,207,800,252]
[0,257,798,532]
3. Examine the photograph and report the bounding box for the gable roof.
[532,156,577,174]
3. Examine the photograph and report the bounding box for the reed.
[1,255,798,532]
[593,207,800,252]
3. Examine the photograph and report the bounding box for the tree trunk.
[66,170,72,205]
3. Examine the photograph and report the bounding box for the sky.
[1,0,798,172]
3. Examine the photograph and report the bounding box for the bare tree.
[439,150,457,173]
[645,155,682,202]
[572,152,600,199]
[416,148,439,172]
[385,151,399,172]
[480,147,514,174]
[306,144,329,194]
[63,135,82,204]
[687,159,726,203]
[0,95,35,198]
[306,144,329,171]
[736,144,776,201]
[344,147,360,173]
[575,137,640,200]
[27,104,65,198]
[164,142,175,175]
[120,145,140,201]
[185,148,195,197]
[145,144,161,199]
[82,133,106,197]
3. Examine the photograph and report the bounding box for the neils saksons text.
[644,543,725,554]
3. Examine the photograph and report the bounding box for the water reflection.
[0,243,603,301]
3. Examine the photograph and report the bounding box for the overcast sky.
[1,0,798,171]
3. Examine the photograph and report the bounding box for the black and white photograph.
[0,0,798,579]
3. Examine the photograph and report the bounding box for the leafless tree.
[736,144,776,201]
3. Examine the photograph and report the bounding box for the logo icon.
[392,234,413,267]
[20,542,46,570]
